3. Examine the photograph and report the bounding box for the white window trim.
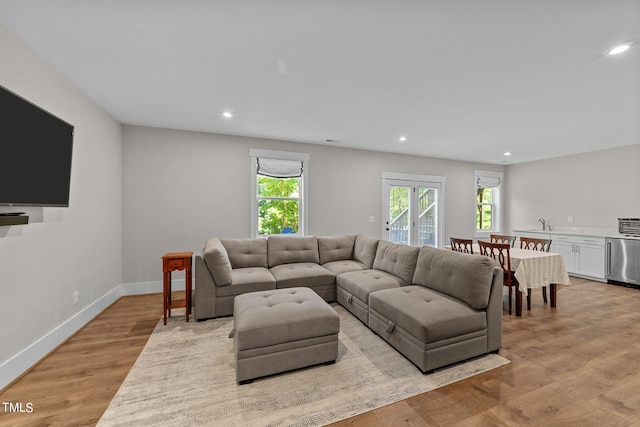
[474,170,503,239]
[250,148,309,238]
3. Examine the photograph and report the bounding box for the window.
[250,149,309,237]
[475,170,503,236]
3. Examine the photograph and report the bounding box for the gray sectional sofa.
[194,233,502,372]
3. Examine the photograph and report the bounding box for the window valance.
[256,158,303,178]
[476,176,501,188]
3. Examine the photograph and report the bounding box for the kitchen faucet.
[538,217,545,231]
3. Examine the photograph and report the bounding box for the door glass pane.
[418,187,437,247]
[388,185,410,245]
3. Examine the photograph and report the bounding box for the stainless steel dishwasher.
[606,218,640,285]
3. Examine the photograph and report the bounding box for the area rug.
[98,305,509,427]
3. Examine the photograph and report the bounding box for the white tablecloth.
[446,245,571,296]
[508,248,571,296]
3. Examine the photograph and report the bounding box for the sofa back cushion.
[318,234,356,264]
[202,238,233,286]
[353,234,379,269]
[413,246,495,310]
[268,235,320,267]
[220,238,268,269]
[372,241,420,285]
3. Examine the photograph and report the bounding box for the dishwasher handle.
[606,241,612,277]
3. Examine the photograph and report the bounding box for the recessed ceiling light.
[504,152,512,156]
[398,136,407,142]
[608,44,631,55]
[222,111,233,118]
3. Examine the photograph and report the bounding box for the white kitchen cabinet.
[553,240,576,272]
[551,235,605,281]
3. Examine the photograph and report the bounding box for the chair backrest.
[490,234,516,247]
[478,241,512,288]
[520,237,552,252]
[450,237,474,254]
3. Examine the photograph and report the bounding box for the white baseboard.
[0,279,191,391]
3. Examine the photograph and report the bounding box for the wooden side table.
[162,252,193,325]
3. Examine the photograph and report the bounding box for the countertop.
[513,227,640,241]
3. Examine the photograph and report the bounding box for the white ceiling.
[1,1,639,164]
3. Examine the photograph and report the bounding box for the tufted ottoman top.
[233,287,340,351]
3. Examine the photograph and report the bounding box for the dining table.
[446,244,571,316]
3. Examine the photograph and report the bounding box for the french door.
[381,173,445,247]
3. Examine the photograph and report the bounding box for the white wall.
[122,125,504,284]
[0,28,122,385]
[506,144,640,232]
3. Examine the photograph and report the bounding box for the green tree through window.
[257,176,300,235]
[476,187,494,230]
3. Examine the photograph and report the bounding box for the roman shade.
[257,157,303,178]
[476,176,501,188]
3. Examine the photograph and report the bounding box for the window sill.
[474,231,498,240]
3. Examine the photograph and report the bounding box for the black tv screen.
[0,85,74,207]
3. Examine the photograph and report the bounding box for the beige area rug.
[98,305,509,427]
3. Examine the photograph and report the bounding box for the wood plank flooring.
[2,279,640,426]
[0,292,163,427]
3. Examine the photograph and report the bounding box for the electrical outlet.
[73,291,80,305]
[567,216,574,223]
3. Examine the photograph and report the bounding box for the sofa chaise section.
[368,246,502,372]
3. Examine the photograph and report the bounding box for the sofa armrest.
[203,237,233,285]
[194,255,218,321]
[486,267,503,352]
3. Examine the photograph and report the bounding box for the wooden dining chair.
[478,240,516,315]
[450,237,474,254]
[520,237,553,306]
[520,237,552,252]
[490,234,516,247]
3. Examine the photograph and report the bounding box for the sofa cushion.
[336,269,406,303]
[270,263,335,289]
[202,238,233,286]
[221,238,268,269]
[413,246,495,310]
[369,286,487,343]
[372,241,420,285]
[318,234,356,264]
[216,267,277,297]
[268,235,319,267]
[354,234,379,269]
[322,259,367,275]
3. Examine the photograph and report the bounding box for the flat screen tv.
[0,85,74,207]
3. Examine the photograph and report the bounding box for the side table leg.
[185,264,192,322]
[163,271,170,325]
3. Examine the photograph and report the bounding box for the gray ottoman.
[233,287,340,384]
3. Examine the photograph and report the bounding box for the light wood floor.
[2,279,640,426]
